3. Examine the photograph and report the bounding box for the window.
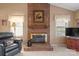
[55,15,70,36]
[8,16,24,37]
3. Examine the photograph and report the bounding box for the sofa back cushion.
[0,32,14,47]
[0,32,13,39]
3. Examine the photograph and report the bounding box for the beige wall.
[23,4,28,41]
[0,4,26,32]
[50,5,74,46]
[73,10,79,27]
[0,4,28,41]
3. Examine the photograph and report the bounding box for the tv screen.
[66,28,79,37]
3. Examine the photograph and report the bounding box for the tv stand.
[66,36,79,51]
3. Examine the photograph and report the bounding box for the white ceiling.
[0,3,79,11]
[51,3,79,11]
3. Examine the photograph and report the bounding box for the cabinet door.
[70,39,76,49]
[76,40,79,51]
[66,39,72,49]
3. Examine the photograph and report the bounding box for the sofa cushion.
[4,39,14,47]
[0,38,14,47]
[5,43,18,52]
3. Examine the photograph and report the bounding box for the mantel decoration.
[33,10,44,23]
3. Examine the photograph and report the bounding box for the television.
[65,28,79,37]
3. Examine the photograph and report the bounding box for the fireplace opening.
[31,34,47,43]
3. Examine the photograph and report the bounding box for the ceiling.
[0,3,78,11]
[51,3,79,11]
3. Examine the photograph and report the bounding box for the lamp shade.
[12,22,16,27]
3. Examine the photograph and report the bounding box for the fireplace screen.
[31,34,47,43]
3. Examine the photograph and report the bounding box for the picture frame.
[33,10,44,23]
[2,19,7,26]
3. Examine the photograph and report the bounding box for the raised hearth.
[24,43,53,51]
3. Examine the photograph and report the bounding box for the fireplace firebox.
[31,33,47,43]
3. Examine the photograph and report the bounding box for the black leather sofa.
[0,32,22,56]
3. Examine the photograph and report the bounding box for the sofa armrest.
[14,40,22,50]
[0,44,5,56]
[14,40,22,45]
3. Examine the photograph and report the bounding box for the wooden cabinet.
[66,38,76,49]
[70,39,76,49]
[66,37,79,51]
[66,39,72,49]
[76,40,79,51]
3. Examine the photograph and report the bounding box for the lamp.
[12,22,16,36]
[12,22,16,27]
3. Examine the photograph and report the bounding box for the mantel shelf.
[28,25,49,29]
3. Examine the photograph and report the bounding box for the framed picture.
[33,10,44,23]
[2,20,7,26]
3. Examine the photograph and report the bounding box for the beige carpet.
[24,43,53,51]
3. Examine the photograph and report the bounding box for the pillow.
[0,37,14,47]
[6,40,14,46]
[3,39,14,47]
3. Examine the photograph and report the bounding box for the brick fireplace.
[27,3,50,44]
[24,3,53,51]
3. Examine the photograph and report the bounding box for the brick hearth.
[24,43,53,51]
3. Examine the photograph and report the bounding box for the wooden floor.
[24,43,53,51]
